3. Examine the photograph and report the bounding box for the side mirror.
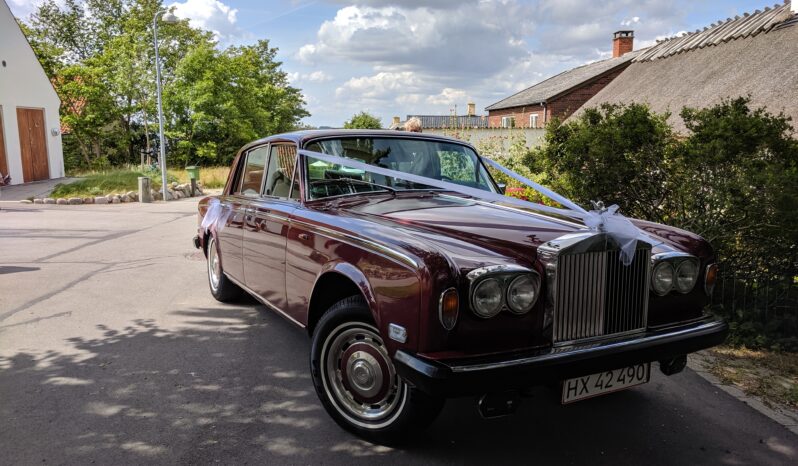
[497,183,506,194]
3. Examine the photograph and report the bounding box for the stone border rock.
[22,182,205,205]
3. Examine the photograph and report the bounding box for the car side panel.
[216,196,246,283]
[243,199,296,312]
[285,207,422,354]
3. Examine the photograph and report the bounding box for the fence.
[709,273,798,348]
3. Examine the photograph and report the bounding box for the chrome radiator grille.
[553,248,650,343]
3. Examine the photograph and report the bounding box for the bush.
[528,98,798,350]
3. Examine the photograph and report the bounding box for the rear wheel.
[310,296,443,445]
[206,235,243,302]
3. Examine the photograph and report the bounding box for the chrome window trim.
[300,136,500,200]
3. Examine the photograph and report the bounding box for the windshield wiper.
[313,178,398,194]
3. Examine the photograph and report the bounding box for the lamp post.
[153,9,178,201]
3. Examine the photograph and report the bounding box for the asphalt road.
[0,200,795,465]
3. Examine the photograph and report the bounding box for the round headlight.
[472,278,502,318]
[652,262,674,295]
[506,274,540,314]
[675,260,699,293]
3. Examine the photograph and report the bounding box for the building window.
[501,116,515,128]
[529,114,539,128]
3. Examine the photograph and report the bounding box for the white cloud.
[289,70,333,83]
[621,16,641,27]
[336,71,424,100]
[169,0,243,42]
[294,0,707,126]
[426,88,469,106]
[298,3,531,76]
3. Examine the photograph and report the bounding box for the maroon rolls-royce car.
[194,130,727,443]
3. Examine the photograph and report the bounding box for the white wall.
[424,128,546,150]
[0,0,64,185]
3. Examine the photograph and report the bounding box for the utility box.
[185,166,200,180]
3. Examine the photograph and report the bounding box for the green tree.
[21,0,308,169]
[531,103,676,221]
[528,98,798,348]
[670,97,798,279]
[344,111,382,129]
[166,40,308,165]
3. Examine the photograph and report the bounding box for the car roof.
[239,129,477,153]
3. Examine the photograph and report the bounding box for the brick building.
[485,31,636,128]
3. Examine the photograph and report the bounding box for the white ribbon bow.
[582,205,641,266]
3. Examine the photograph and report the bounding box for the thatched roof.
[577,4,798,133]
[485,51,640,111]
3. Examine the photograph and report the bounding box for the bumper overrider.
[394,318,728,397]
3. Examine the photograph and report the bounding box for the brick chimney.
[612,30,634,58]
[467,102,476,116]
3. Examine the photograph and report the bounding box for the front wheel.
[310,296,443,445]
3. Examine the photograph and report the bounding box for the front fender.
[313,259,423,355]
[317,260,380,324]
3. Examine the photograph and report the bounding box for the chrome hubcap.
[208,238,221,291]
[322,323,406,427]
[346,351,382,398]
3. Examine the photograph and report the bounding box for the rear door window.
[237,146,269,196]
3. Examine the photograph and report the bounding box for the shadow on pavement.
[0,302,795,465]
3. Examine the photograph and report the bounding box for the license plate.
[561,363,650,404]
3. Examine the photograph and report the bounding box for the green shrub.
[528,97,798,350]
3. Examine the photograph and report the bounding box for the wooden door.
[0,111,8,177]
[16,108,49,182]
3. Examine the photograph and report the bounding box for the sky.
[8,0,778,128]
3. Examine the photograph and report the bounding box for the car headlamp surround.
[650,252,700,296]
[472,278,503,318]
[675,258,699,294]
[466,265,541,318]
[506,274,540,314]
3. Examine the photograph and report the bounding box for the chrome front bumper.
[394,318,728,397]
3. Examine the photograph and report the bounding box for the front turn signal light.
[704,263,719,296]
[439,288,459,330]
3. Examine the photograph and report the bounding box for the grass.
[169,166,229,189]
[705,346,798,410]
[54,166,229,198]
[51,170,166,198]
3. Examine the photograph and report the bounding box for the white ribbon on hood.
[298,149,651,265]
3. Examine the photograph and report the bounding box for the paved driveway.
[0,200,795,465]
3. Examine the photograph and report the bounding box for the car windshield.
[304,137,497,200]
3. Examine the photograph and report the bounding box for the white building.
[0,0,64,185]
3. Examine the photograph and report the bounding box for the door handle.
[298,233,310,241]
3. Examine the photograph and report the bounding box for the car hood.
[331,193,711,271]
[334,193,580,269]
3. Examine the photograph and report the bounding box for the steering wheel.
[440,175,453,182]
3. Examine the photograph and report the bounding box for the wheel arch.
[307,262,379,336]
